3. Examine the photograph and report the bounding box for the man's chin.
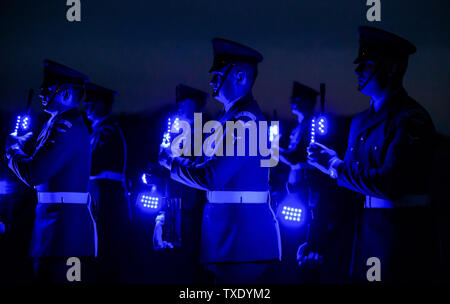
[212,93,224,103]
[358,86,371,97]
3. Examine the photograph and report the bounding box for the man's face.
[354,60,386,97]
[84,99,106,121]
[290,99,312,122]
[38,84,63,112]
[290,101,301,115]
[209,64,235,104]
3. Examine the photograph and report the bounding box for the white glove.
[307,142,341,178]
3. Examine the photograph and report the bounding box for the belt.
[90,171,125,182]
[207,191,269,204]
[37,192,89,204]
[364,194,430,209]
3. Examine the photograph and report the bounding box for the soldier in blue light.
[279,82,325,267]
[83,82,131,283]
[307,26,438,282]
[159,38,281,284]
[280,82,320,194]
[5,60,96,283]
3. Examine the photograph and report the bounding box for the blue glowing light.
[310,116,328,143]
[137,193,162,212]
[141,173,147,184]
[269,124,279,142]
[317,115,328,135]
[161,117,180,148]
[161,118,172,148]
[173,117,180,132]
[12,115,31,136]
[281,206,302,222]
[276,193,305,227]
[0,180,14,195]
[310,118,316,144]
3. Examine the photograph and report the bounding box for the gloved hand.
[153,213,174,250]
[158,145,174,170]
[307,142,340,177]
[296,242,324,268]
[5,132,33,159]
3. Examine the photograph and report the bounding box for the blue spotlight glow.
[173,117,180,132]
[310,118,316,144]
[310,116,328,144]
[141,173,148,184]
[137,192,162,212]
[317,115,328,135]
[281,206,302,222]
[269,124,279,142]
[161,117,181,148]
[11,115,31,136]
[276,193,306,227]
[21,116,30,130]
[161,118,172,148]
[0,180,15,195]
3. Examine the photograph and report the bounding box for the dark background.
[1,0,449,135]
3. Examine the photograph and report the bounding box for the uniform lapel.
[205,94,253,158]
[36,115,57,148]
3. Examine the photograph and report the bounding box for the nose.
[355,63,363,76]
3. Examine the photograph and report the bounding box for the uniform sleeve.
[170,115,254,191]
[8,118,76,187]
[337,110,434,200]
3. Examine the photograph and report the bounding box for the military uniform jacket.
[89,116,131,256]
[336,88,437,281]
[90,116,127,177]
[8,108,95,258]
[337,88,435,201]
[170,93,281,263]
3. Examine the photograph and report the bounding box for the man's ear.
[390,63,400,78]
[385,61,398,79]
[63,88,70,100]
[235,70,246,83]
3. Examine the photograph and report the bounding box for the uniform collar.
[224,92,254,113]
[356,87,408,136]
[92,115,111,130]
[49,107,80,125]
[370,86,404,114]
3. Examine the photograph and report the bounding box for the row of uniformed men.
[5,25,438,283]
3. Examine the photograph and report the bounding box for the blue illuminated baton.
[269,124,279,142]
[12,89,34,136]
[310,84,328,144]
[310,118,316,144]
[161,117,180,148]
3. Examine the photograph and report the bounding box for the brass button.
[360,136,364,141]
[350,147,354,152]
[374,146,378,151]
